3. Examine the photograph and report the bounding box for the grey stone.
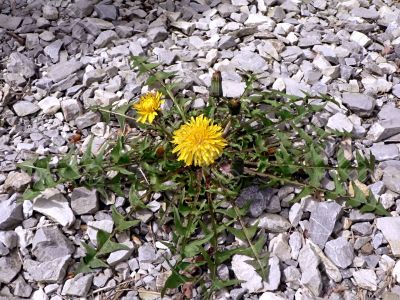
[129,41,144,56]
[87,220,114,246]
[353,269,377,291]
[75,111,101,129]
[393,84,400,98]
[341,93,375,116]
[83,69,106,86]
[377,217,400,257]
[0,194,23,230]
[67,0,94,18]
[231,254,263,293]
[0,231,18,249]
[383,166,400,194]
[147,26,168,43]
[116,25,133,38]
[231,51,267,73]
[265,256,280,291]
[222,80,246,98]
[309,201,342,248]
[61,99,81,121]
[350,31,371,47]
[61,273,93,297]
[352,222,373,236]
[236,186,273,217]
[326,113,354,133]
[92,89,119,107]
[0,14,22,30]
[44,40,63,63]
[51,74,79,92]
[269,234,291,262]
[369,144,399,162]
[324,237,354,268]
[32,188,75,228]
[153,48,177,65]
[32,227,75,262]
[230,288,248,300]
[3,171,30,192]
[298,244,322,296]
[0,243,9,256]
[94,4,117,20]
[107,242,134,266]
[256,213,291,233]
[171,21,196,35]
[38,96,61,115]
[351,7,379,19]
[12,275,32,298]
[43,5,58,20]
[71,187,99,215]
[218,35,236,50]
[349,210,375,222]
[7,53,36,78]
[93,30,118,48]
[138,244,156,263]
[108,44,129,57]
[24,255,70,283]
[0,252,21,284]
[47,60,83,83]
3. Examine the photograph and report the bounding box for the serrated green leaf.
[183,233,213,257]
[111,206,140,232]
[59,165,81,180]
[161,270,191,297]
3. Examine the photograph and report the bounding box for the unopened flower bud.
[228,98,241,115]
[210,70,223,98]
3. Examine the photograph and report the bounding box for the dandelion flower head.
[172,115,227,167]
[133,91,164,124]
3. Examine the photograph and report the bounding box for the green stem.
[204,170,218,286]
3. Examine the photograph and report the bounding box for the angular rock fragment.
[0,194,23,230]
[61,273,93,297]
[71,187,99,215]
[32,189,75,228]
[341,93,375,116]
[24,255,70,283]
[308,201,342,248]
[7,53,36,78]
[324,237,354,268]
[32,227,75,262]
[376,217,400,257]
[353,269,377,291]
[0,251,21,284]
[47,60,83,83]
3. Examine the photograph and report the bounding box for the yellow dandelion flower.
[172,115,227,167]
[133,91,164,124]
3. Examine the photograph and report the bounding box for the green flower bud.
[210,70,223,98]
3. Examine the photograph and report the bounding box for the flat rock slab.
[61,273,93,297]
[376,217,400,257]
[341,92,375,116]
[32,188,75,227]
[32,227,75,262]
[324,237,354,268]
[46,60,83,83]
[309,201,342,248]
[24,255,70,283]
[382,166,400,194]
[0,14,22,30]
[0,194,23,230]
[0,251,21,284]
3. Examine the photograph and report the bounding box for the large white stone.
[33,189,75,227]
[376,217,400,257]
